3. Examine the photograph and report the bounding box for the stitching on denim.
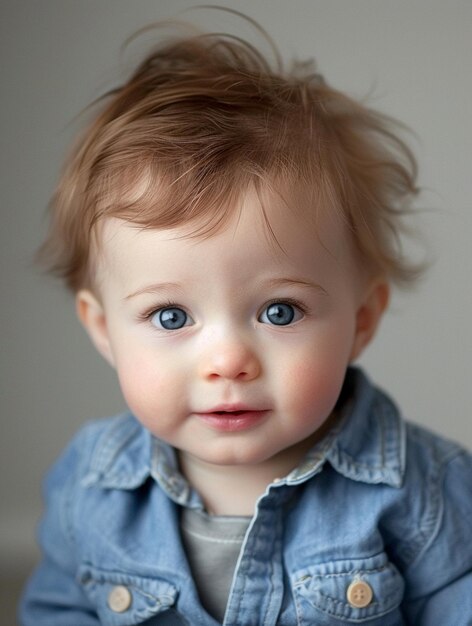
[406,450,465,568]
[229,512,255,619]
[64,427,93,559]
[293,582,304,626]
[333,403,402,474]
[127,582,178,614]
[91,414,142,476]
[262,511,281,626]
[293,563,395,590]
[84,578,176,619]
[401,427,447,567]
[312,588,402,619]
[63,463,78,553]
[296,568,403,620]
[311,563,391,580]
[317,587,382,609]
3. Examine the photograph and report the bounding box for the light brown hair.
[39,22,421,292]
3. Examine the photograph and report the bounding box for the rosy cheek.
[116,357,166,413]
[290,361,344,417]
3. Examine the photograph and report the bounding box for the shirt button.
[108,585,132,613]
[346,580,373,608]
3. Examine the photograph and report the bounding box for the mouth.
[194,406,270,432]
[212,410,251,416]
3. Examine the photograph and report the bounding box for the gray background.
[1,0,471,585]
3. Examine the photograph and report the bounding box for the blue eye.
[151,307,190,330]
[259,302,299,326]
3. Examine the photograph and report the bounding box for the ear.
[349,280,390,362]
[76,289,116,368]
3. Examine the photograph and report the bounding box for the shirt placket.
[223,489,286,626]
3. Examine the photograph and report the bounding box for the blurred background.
[1,0,471,618]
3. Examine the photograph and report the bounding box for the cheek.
[114,351,176,421]
[289,360,345,418]
[275,327,354,419]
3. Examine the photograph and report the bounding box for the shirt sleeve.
[19,428,100,626]
[401,450,472,625]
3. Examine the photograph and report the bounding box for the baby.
[20,21,472,626]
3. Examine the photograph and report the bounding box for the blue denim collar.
[82,368,406,503]
[327,368,406,488]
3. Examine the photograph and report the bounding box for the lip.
[194,404,270,432]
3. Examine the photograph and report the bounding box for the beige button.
[346,580,373,608]
[108,585,132,613]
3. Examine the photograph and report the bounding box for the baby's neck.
[178,436,319,516]
[178,455,281,516]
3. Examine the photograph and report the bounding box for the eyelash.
[138,297,309,324]
[261,297,309,317]
[138,300,184,322]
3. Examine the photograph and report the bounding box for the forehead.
[95,185,358,289]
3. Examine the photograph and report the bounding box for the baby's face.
[80,188,382,473]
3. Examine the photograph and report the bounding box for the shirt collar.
[285,368,406,488]
[82,367,406,500]
[82,415,202,506]
[332,367,406,487]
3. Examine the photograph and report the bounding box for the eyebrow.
[125,278,328,301]
[124,282,183,301]
[263,277,328,296]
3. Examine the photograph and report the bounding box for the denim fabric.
[19,368,472,625]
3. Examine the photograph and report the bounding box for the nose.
[198,337,261,382]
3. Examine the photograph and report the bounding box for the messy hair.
[39,21,421,292]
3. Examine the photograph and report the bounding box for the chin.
[196,443,276,467]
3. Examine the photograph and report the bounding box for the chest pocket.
[78,564,185,625]
[292,553,405,625]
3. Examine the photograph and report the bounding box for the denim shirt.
[20,368,472,625]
